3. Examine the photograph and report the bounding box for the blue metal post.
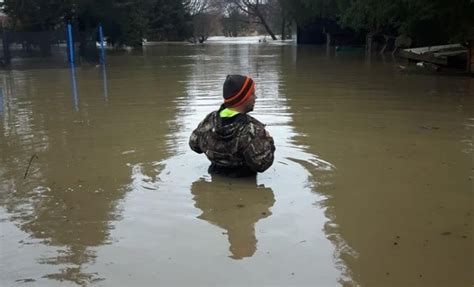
[69,64,79,111]
[67,22,74,64]
[101,64,108,102]
[98,24,106,65]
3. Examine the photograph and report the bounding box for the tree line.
[2,0,473,48]
[282,0,474,48]
[0,0,287,47]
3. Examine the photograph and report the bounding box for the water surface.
[0,40,473,286]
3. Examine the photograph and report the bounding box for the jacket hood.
[210,111,248,141]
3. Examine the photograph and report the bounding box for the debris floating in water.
[23,154,39,179]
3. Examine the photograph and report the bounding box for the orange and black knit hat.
[222,75,256,108]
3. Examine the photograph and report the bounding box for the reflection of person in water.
[191,175,275,260]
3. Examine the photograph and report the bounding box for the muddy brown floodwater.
[0,39,473,286]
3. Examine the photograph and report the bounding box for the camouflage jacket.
[189,110,275,175]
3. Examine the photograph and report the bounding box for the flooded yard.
[0,40,473,286]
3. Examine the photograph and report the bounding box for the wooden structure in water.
[400,44,467,67]
[400,28,474,74]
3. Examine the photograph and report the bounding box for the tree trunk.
[2,28,11,65]
[255,10,277,40]
[467,40,472,73]
[286,21,292,39]
[366,34,373,52]
[380,35,388,54]
[392,47,398,56]
[281,17,286,40]
[325,33,331,47]
[79,32,87,59]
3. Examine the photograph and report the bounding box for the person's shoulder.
[200,110,218,123]
[242,114,267,137]
[195,111,218,131]
[245,114,266,128]
[206,110,219,119]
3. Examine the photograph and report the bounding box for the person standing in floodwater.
[189,74,275,177]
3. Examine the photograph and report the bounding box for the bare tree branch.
[243,0,256,11]
[231,0,254,15]
[229,0,277,40]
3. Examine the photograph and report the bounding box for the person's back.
[189,75,275,177]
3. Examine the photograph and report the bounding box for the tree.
[115,0,149,47]
[221,6,248,37]
[186,0,222,43]
[2,0,71,31]
[279,0,342,26]
[264,0,287,40]
[279,0,344,44]
[147,0,193,41]
[339,0,401,51]
[227,0,278,40]
[339,0,474,49]
[275,0,291,40]
[397,0,474,45]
